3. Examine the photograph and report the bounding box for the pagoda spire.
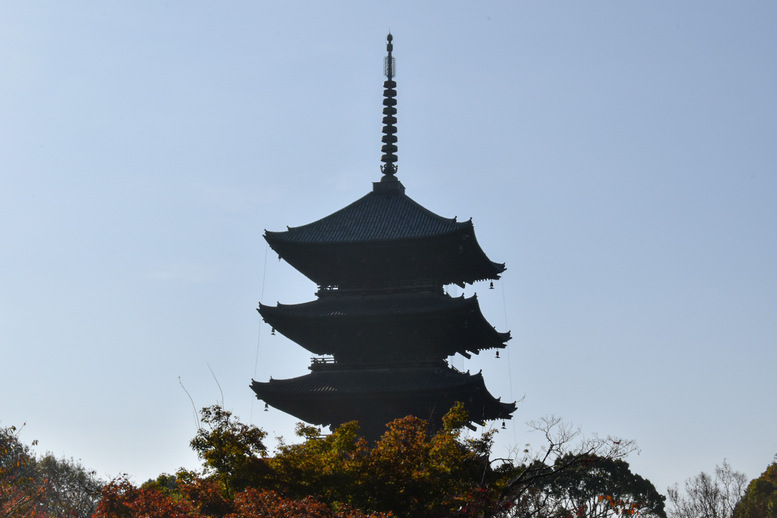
[380,33,398,180]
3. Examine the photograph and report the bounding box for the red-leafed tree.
[1,425,101,518]
[1,425,43,517]
[95,474,390,518]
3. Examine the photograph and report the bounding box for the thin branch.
[179,376,200,432]
[207,363,225,408]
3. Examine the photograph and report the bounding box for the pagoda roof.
[255,364,484,394]
[259,292,510,358]
[251,364,515,436]
[265,184,505,286]
[267,186,463,244]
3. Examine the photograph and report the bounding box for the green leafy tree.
[362,409,497,517]
[261,403,496,517]
[733,458,777,518]
[266,421,369,506]
[190,406,272,496]
[493,416,663,517]
[506,454,666,517]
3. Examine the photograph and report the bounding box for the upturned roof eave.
[251,368,513,402]
[265,230,505,286]
[250,368,516,422]
[261,292,478,316]
[258,293,511,353]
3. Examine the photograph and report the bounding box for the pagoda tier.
[251,363,516,439]
[258,292,510,360]
[264,181,505,289]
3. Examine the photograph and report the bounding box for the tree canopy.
[733,458,777,518]
[175,405,665,518]
[4,406,671,518]
[1,425,102,517]
[667,460,749,518]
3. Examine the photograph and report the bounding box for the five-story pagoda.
[251,34,515,439]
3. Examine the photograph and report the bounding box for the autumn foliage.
[0,425,43,517]
[95,476,385,518]
[733,460,777,518]
[185,403,498,517]
[3,405,672,518]
[1,425,101,517]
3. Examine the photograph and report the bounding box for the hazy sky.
[2,2,775,493]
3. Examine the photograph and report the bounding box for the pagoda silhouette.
[251,34,515,439]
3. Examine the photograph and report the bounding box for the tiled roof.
[258,292,510,356]
[251,364,517,427]
[255,365,488,395]
[265,189,466,245]
[262,188,505,286]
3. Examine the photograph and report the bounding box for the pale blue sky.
[1,2,775,493]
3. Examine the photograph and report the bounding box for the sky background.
[2,1,775,494]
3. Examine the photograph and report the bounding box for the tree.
[5,405,665,518]
[230,487,390,518]
[188,406,662,518]
[1,425,102,518]
[96,476,207,518]
[246,403,497,517]
[1,424,42,517]
[363,409,494,517]
[32,454,103,517]
[733,458,777,518]
[667,460,748,518]
[493,417,665,518]
[504,454,666,518]
[190,405,272,496]
[95,474,391,518]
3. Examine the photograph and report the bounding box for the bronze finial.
[384,33,395,80]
